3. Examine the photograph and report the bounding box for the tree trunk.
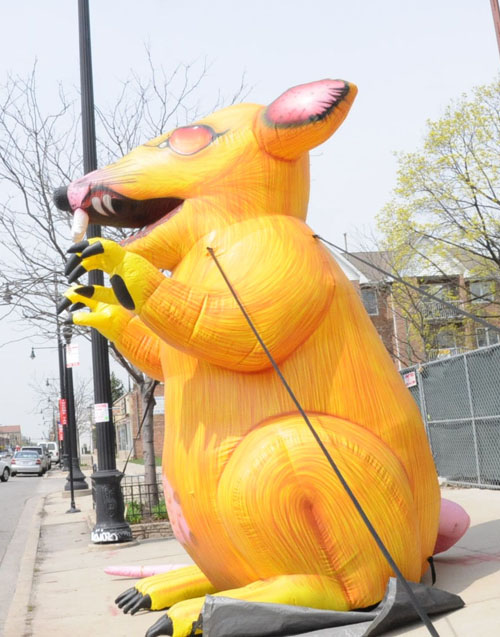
[140,379,159,508]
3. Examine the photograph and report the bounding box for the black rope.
[207,246,439,637]
[121,380,159,476]
[428,556,437,586]
[315,235,500,334]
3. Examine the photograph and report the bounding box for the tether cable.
[315,235,500,334]
[207,246,439,637]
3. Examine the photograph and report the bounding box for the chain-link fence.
[401,343,500,489]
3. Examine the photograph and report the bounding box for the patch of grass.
[125,501,143,524]
[151,499,169,521]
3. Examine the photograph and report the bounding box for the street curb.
[3,495,45,637]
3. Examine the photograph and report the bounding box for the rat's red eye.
[160,125,215,155]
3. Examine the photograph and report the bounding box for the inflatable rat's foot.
[145,614,174,637]
[116,565,215,614]
[148,573,351,637]
[116,587,152,614]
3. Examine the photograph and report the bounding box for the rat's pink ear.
[255,79,357,160]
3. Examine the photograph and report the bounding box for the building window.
[476,327,500,348]
[469,280,494,304]
[361,288,379,315]
[117,422,132,451]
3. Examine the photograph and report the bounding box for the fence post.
[463,354,482,486]
[416,365,433,456]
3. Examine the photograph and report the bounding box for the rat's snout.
[53,186,72,212]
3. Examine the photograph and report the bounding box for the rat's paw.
[115,587,152,615]
[65,238,163,312]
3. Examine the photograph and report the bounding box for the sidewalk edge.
[3,495,45,637]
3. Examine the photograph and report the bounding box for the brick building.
[114,383,165,461]
[0,425,22,449]
[334,247,500,368]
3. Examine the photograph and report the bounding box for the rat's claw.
[67,264,87,284]
[67,240,90,254]
[70,302,86,312]
[145,615,174,636]
[81,241,104,258]
[120,590,152,614]
[115,587,136,605]
[64,254,82,276]
[129,593,152,615]
[57,297,72,314]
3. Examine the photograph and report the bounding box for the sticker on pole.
[94,403,110,423]
[403,371,417,388]
[66,343,80,367]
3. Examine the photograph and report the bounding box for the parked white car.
[0,456,11,481]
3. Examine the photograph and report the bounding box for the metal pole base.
[91,469,133,544]
[66,506,81,514]
[65,458,89,491]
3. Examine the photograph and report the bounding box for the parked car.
[0,457,11,482]
[37,443,53,468]
[46,441,60,466]
[11,450,43,477]
[21,446,49,474]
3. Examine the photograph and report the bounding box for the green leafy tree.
[377,78,500,364]
[110,371,125,403]
[378,77,500,273]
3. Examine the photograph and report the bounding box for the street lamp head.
[62,322,73,345]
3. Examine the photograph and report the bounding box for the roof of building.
[0,425,21,433]
[343,251,393,283]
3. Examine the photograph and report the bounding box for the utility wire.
[315,235,500,334]
[207,246,439,637]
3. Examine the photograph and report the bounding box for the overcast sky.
[0,0,498,442]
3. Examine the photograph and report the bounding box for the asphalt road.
[0,465,66,634]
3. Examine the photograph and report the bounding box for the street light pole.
[61,324,88,495]
[57,323,70,471]
[77,0,132,543]
[30,340,69,469]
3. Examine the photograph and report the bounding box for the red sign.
[59,398,68,425]
[58,423,64,441]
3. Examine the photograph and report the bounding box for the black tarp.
[198,578,464,637]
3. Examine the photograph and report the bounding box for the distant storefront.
[0,425,22,449]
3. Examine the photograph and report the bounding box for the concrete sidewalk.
[5,471,500,637]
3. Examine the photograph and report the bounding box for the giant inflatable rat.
[56,79,440,637]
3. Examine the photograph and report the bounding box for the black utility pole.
[62,324,88,494]
[57,320,69,471]
[78,0,132,543]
